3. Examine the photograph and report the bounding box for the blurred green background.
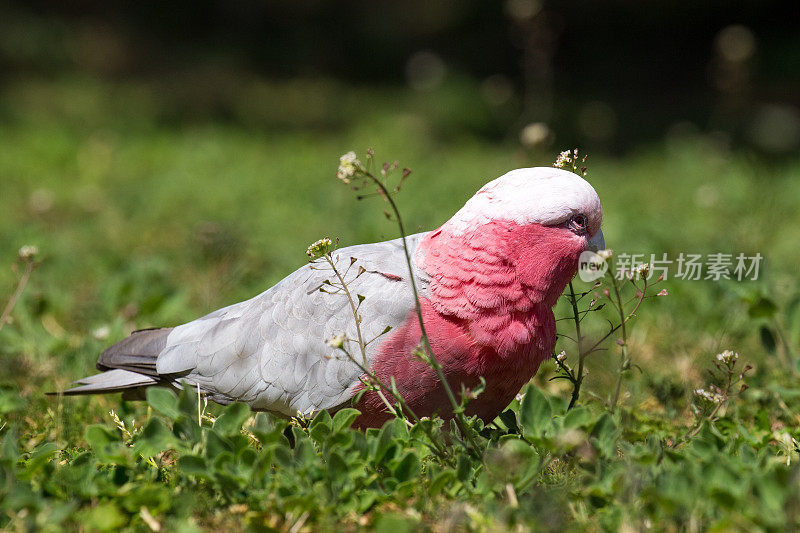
[0,1,798,413]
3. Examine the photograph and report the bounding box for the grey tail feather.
[52,369,159,395]
[96,327,174,376]
[49,327,175,396]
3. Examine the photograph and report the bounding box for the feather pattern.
[353,219,588,427]
[144,233,428,415]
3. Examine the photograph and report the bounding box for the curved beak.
[588,229,605,252]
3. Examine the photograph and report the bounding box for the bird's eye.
[569,214,588,234]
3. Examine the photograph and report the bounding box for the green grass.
[2,76,800,530]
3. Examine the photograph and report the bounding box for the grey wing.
[155,232,430,416]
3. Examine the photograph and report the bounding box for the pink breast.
[353,220,586,429]
[353,300,553,428]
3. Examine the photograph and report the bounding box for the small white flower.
[657,289,669,296]
[694,388,724,404]
[326,334,346,349]
[554,150,572,169]
[556,350,567,363]
[635,263,650,277]
[716,350,738,365]
[336,151,361,183]
[18,245,38,261]
[596,249,613,260]
[306,237,333,260]
[514,392,525,402]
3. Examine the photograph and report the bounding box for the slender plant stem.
[323,252,453,460]
[349,346,453,461]
[325,256,409,421]
[197,383,202,427]
[679,402,723,444]
[567,282,585,410]
[583,287,647,357]
[0,260,34,334]
[327,256,369,368]
[609,274,648,413]
[609,276,628,412]
[370,178,457,404]
[363,171,481,453]
[771,318,796,375]
[676,367,735,446]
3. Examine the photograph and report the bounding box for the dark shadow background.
[1,0,797,153]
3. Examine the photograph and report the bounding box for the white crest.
[445,167,603,235]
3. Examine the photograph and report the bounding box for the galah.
[60,167,604,428]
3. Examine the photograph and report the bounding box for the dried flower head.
[306,237,333,260]
[18,245,38,261]
[336,151,361,183]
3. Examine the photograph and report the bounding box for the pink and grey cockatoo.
[61,167,603,428]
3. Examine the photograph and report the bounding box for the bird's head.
[438,167,604,305]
